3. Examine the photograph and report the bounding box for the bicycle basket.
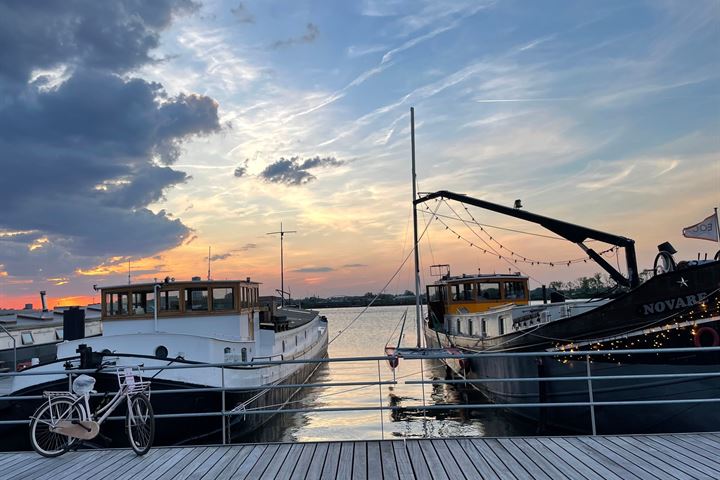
[72,374,96,395]
[116,367,151,395]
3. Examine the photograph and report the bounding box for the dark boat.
[415,191,720,434]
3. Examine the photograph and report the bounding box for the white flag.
[682,212,719,242]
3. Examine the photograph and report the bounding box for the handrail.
[1,346,718,438]
[0,323,16,373]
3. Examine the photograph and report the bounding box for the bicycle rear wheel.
[29,398,83,457]
[126,393,154,455]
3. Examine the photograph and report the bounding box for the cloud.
[208,253,232,261]
[294,267,334,273]
[270,23,319,49]
[0,1,220,280]
[231,3,255,24]
[259,156,345,185]
[342,264,368,268]
[234,159,249,177]
[0,0,199,88]
[232,243,257,252]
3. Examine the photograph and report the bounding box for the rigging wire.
[327,200,442,346]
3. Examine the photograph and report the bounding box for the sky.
[0,0,718,308]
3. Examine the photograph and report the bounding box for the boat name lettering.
[641,292,707,315]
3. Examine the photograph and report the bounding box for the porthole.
[155,345,168,359]
[224,347,231,354]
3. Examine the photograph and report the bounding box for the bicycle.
[29,367,154,457]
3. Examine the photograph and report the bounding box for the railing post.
[0,325,16,372]
[377,360,384,440]
[221,365,226,445]
[585,354,597,435]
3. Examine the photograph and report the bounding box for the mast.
[267,222,296,307]
[411,107,422,348]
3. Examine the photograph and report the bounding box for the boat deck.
[1,433,718,479]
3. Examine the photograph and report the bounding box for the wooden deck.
[1,433,718,479]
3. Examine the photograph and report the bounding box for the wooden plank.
[477,439,530,480]
[446,439,494,480]
[352,441,367,480]
[608,436,694,480]
[501,438,566,480]
[336,442,354,479]
[430,440,465,479]
[392,441,416,480]
[160,447,218,480]
[229,445,267,480]
[644,436,719,472]
[582,436,676,480]
[212,446,253,480]
[687,434,720,451]
[30,449,106,480]
[366,441,382,480]
[698,433,720,446]
[3,451,55,480]
[129,448,190,480]
[320,442,341,480]
[522,438,594,480]
[418,440,448,480]
[468,438,517,480]
[549,437,626,480]
[245,444,280,479]
[0,453,32,471]
[634,436,717,479]
[406,439,432,480]
[173,447,229,480]
[571,437,644,480]
[379,440,399,480]
[143,448,199,480]
[259,443,292,479]
[306,442,329,479]
[289,443,316,480]
[666,434,719,461]
[197,446,244,480]
[106,448,165,480]
[74,449,136,480]
[156,447,209,480]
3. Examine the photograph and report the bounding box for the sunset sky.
[1,0,719,309]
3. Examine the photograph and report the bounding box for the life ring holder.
[694,327,720,348]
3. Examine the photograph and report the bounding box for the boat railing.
[1,345,719,442]
[0,324,16,373]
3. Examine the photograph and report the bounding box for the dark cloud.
[293,267,334,273]
[232,243,257,252]
[342,264,368,268]
[260,156,344,185]
[0,1,220,284]
[270,23,319,49]
[0,0,199,88]
[231,3,255,24]
[208,253,232,261]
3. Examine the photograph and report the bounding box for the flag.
[682,211,719,242]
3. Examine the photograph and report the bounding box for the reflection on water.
[238,306,538,444]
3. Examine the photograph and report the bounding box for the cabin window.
[241,347,247,362]
[213,288,235,311]
[498,317,505,335]
[224,347,231,354]
[478,282,501,300]
[481,319,487,337]
[456,319,462,334]
[450,285,461,301]
[55,329,63,341]
[106,292,129,316]
[504,282,525,300]
[131,292,153,315]
[158,290,180,311]
[155,345,168,359]
[185,288,208,311]
[21,332,34,345]
[240,287,246,308]
[468,320,473,336]
[462,283,473,301]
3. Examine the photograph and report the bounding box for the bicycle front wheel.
[29,398,83,457]
[126,393,154,455]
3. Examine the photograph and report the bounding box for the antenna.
[128,260,131,285]
[208,246,211,281]
[267,222,296,307]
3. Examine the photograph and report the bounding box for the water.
[241,305,538,443]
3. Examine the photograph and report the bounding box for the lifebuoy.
[694,327,720,348]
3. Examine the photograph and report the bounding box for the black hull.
[0,352,325,451]
[426,263,720,434]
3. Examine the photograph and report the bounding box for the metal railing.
[0,346,719,443]
[0,324,16,372]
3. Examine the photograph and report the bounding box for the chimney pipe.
[40,291,48,312]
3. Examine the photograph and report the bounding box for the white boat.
[1,277,328,449]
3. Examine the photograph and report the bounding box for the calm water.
[241,305,538,443]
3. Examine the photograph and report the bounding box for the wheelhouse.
[427,273,529,322]
[101,279,260,320]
